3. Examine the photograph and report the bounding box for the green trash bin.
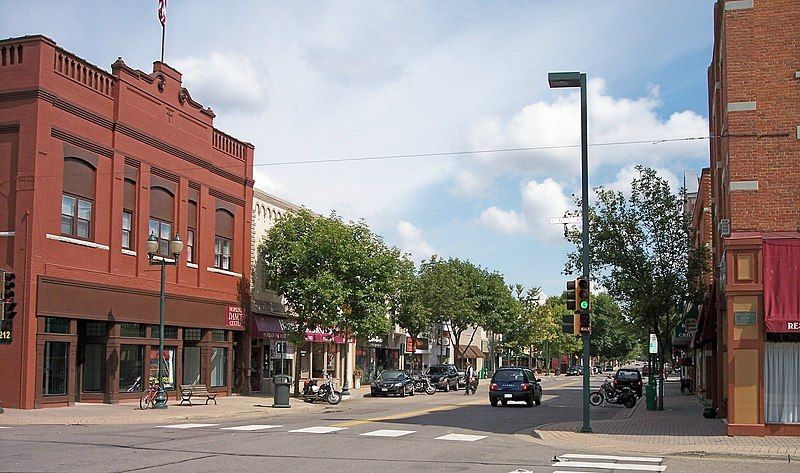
[272,374,292,408]
[646,383,657,411]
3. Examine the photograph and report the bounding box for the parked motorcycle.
[589,376,637,408]
[413,375,437,395]
[303,374,343,405]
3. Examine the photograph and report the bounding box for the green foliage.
[389,257,430,340]
[543,295,583,355]
[419,256,515,360]
[565,165,709,363]
[260,209,399,341]
[589,293,636,361]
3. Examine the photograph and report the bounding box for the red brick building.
[703,0,800,435]
[0,35,254,408]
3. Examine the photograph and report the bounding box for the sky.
[2,1,715,297]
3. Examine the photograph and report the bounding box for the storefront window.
[183,346,201,385]
[82,343,105,393]
[45,317,70,334]
[211,348,227,387]
[183,328,202,341]
[119,344,144,392]
[211,330,227,342]
[84,322,107,337]
[43,341,68,395]
[149,325,178,339]
[149,347,175,390]
[120,323,146,338]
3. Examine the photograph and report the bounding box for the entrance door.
[82,343,105,395]
[182,346,201,385]
[250,345,262,392]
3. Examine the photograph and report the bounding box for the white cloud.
[395,221,436,262]
[173,52,267,113]
[460,78,708,195]
[478,178,572,245]
[604,164,680,197]
[479,207,527,234]
[253,168,287,195]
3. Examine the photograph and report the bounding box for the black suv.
[614,368,643,398]
[426,364,460,391]
[489,367,542,407]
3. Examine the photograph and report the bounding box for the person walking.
[464,361,476,395]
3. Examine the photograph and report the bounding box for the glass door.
[182,346,201,385]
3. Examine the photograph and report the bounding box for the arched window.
[214,209,234,271]
[61,157,96,239]
[149,186,174,256]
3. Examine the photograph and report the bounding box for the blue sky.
[2,1,715,297]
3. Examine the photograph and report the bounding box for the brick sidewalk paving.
[533,380,800,460]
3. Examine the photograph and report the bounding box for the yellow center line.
[332,397,486,428]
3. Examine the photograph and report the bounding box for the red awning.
[764,238,800,333]
[251,314,289,340]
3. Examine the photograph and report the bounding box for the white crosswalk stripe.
[551,452,667,472]
[157,423,219,429]
[435,433,486,442]
[360,429,416,437]
[221,424,282,431]
[289,426,347,434]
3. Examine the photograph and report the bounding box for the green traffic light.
[580,300,589,310]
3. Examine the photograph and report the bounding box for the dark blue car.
[489,367,542,407]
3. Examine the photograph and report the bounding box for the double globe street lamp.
[146,232,184,409]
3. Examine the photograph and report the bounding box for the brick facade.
[705,0,800,435]
[0,35,254,408]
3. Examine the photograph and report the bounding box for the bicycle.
[139,379,159,410]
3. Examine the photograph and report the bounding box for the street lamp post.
[549,71,591,433]
[146,232,184,409]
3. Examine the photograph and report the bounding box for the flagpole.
[161,24,165,62]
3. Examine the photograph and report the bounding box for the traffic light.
[575,277,590,314]
[579,312,591,334]
[1,270,16,321]
[565,279,577,311]
[561,313,580,335]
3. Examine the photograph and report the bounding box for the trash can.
[646,383,657,411]
[272,374,291,408]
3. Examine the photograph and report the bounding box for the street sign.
[275,341,286,354]
[649,334,658,354]
[548,216,582,225]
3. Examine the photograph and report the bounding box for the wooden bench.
[178,384,218,406]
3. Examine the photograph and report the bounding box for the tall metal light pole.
[146,232,184,409]
[549,71,591,433]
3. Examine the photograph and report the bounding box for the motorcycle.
[589,376,637,409]
[303,374,343,405]
[412,375,437,395]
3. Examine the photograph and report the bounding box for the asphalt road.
[0,376,794,472]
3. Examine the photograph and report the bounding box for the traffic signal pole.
[578,73,591,434]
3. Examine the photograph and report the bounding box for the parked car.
[370,369,415,397]
[489,367,542,407]
[604,363,614,372]
[426,364,460,392]
[613,368,644,398]
[566,365,583,376]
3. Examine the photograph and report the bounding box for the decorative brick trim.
[207,267,242,278]
[795,71,800,79]
[51,127,114,157]
[0,231,15,237]
[46,233,110,250]
[186,262,199,269]
[724,0,753,10]
[727,101,756,112]
[797,126,800,140]
[209,188,245,207]
[729,180,759,191]
[0,123,19,134]
[121,249,137,256]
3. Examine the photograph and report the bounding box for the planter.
[703,407,716,419]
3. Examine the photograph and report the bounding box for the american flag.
[158,0,167,27]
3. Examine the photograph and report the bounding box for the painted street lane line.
[360,429,416,437]
[157,423,219,429]
[221,425,283,431]
[435,433,487,442]
[550,461,666,471]
[289,426,347,434]
[558,453,663,463]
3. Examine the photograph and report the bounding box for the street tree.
[565,165,709,408]
[388,257,430,370]
[589,293,636,363]
[260,209,400,393]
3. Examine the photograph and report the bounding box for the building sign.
[226,305,244,327]
[405,337,414,353]
[0,320,11,345]
[734,311,756,326]
[415,337,429,351]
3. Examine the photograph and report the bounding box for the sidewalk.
[0,393,324,426]
[531,380,800,461]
